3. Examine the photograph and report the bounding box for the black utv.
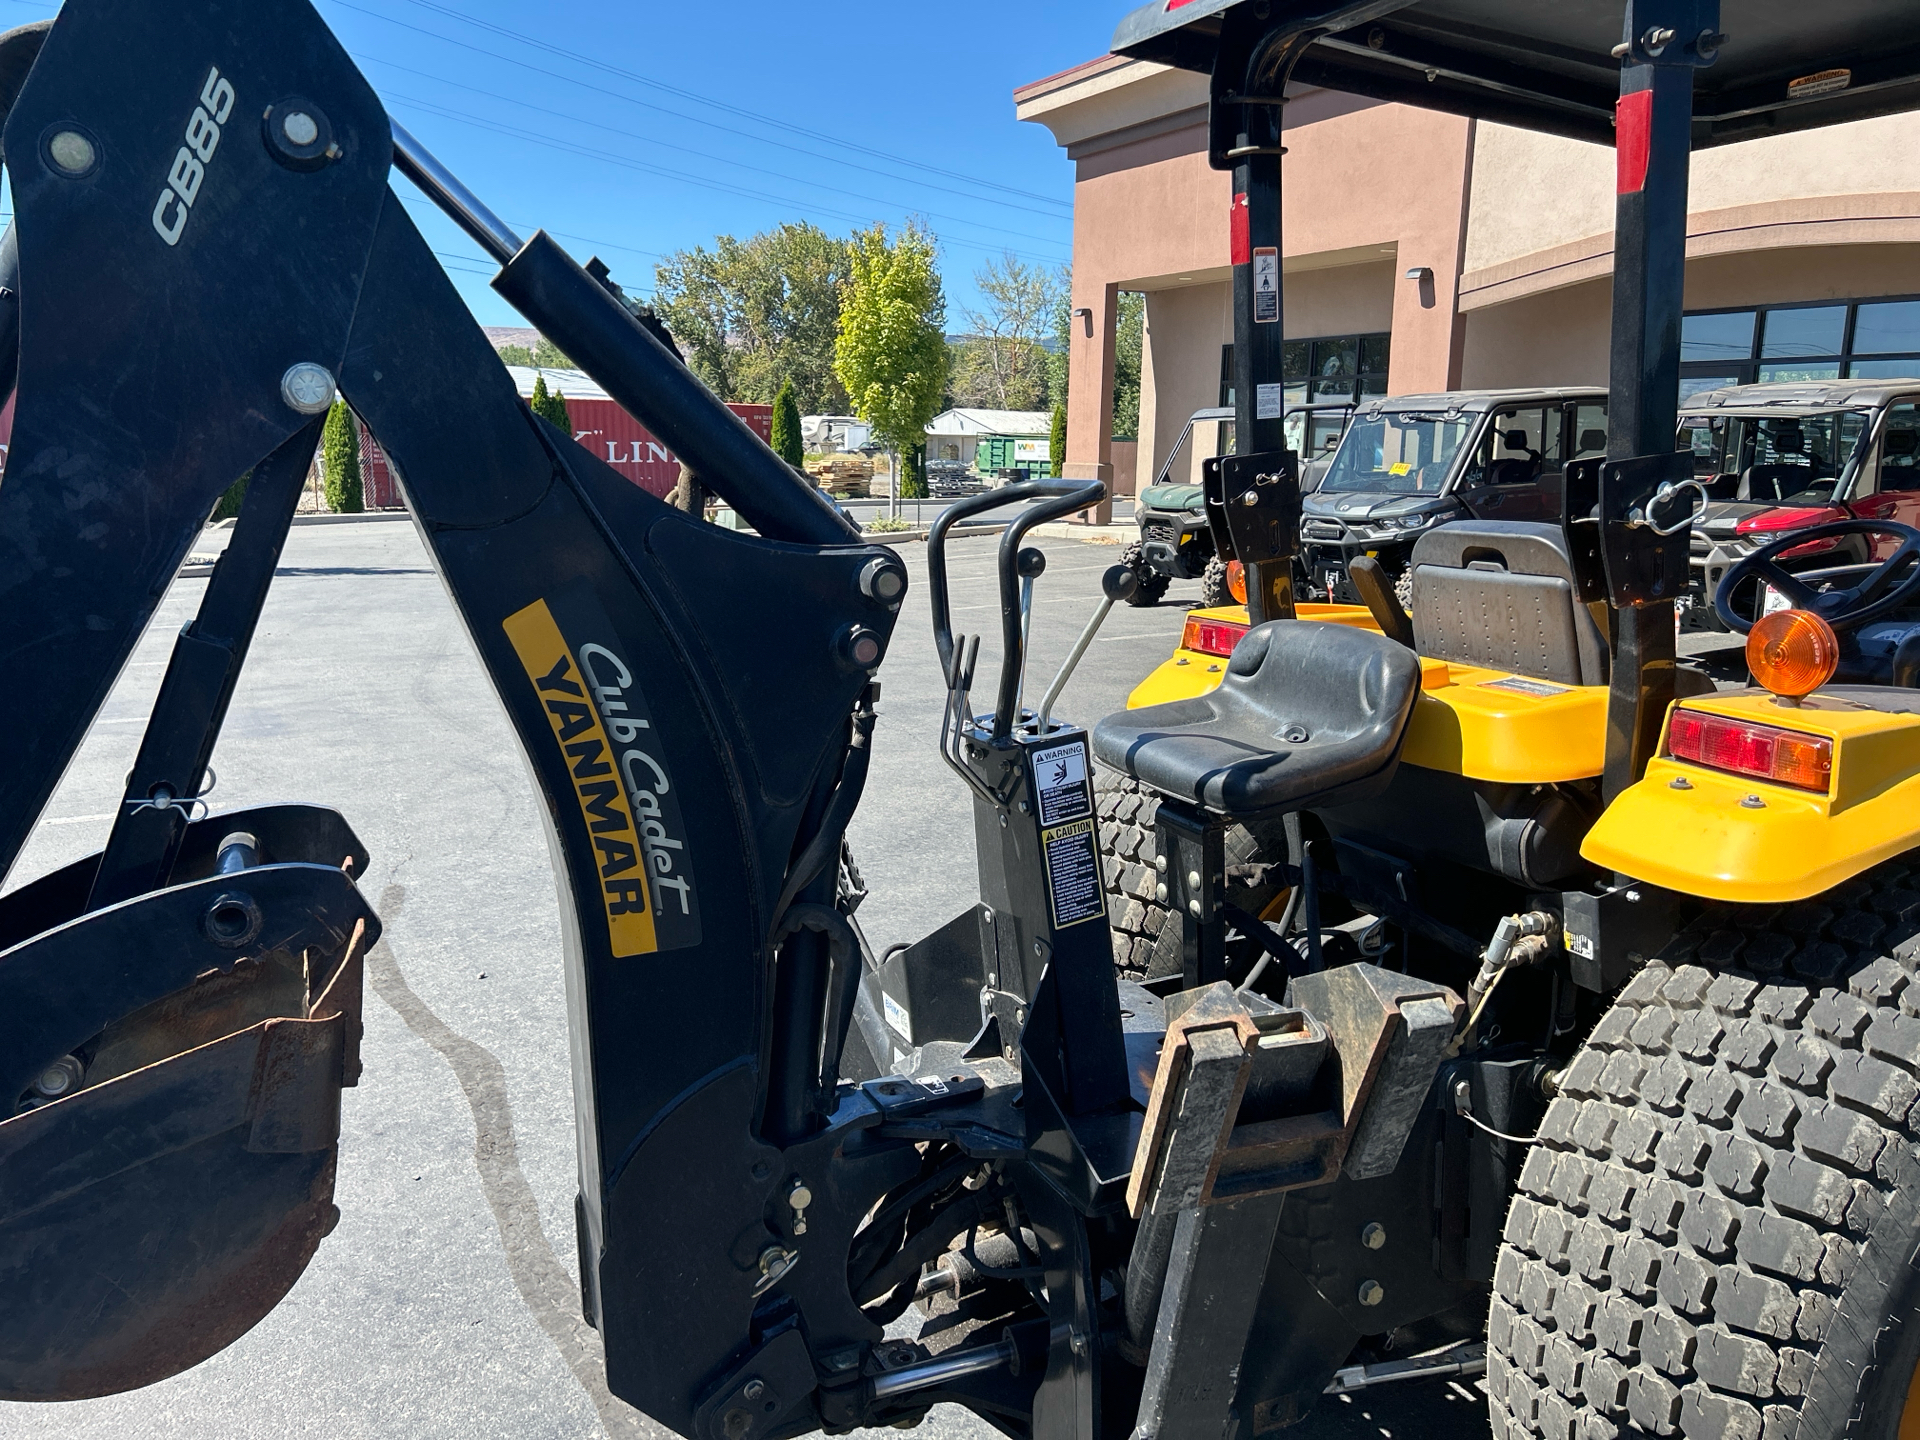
[1300,387,1607,604]
[1121,402,1351,605]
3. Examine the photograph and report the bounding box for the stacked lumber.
[806,455,873,498]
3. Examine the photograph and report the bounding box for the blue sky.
[6,0,1129,327]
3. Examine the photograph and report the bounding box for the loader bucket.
[0,812,376,1401]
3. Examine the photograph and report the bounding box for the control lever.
[1012,546,1046,723]
[1037,565,1139,734]
[922,478,1107,743]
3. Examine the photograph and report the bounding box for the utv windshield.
[1319,412,1475,494]
[1678,410,1869,504]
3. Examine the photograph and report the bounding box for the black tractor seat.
[1092,621,1423,821]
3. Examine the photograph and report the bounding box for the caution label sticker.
[504,593,700,957]
[1032,740,1092,825]
[1043,817,1104,928]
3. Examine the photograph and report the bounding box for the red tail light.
[1666,709,1832,792]
[1181,615,1249,658]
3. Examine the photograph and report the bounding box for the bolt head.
[282,110,320,146]
[1357,1279,1385,1306]
[1361,1222,1387,1250]
[788,1183,813,1210]
[1188,899,1202,918]
[1154,855,1167,873]
[47,129,96,176]
[1187,870,1201,889]
[742,1378,766,1401]
[280,362,336,415]
[1156,883,1168,902]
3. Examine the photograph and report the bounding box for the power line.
[390,0,1070,211]
[386,98,1069,269]
[321,0,1070,222]
[377,81,1069,252]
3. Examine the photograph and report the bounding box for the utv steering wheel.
[1715,518,1920,634]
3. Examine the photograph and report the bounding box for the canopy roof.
[1112,0,1920,147]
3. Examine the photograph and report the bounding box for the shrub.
[771,377,805,468]
[321,401,363,513]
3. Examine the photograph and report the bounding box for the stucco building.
[1015,52,1920,507]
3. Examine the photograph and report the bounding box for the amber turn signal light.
[1746,608,1838,698]
[1226,559,1247,605]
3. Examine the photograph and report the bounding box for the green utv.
[1121,402,1352,605]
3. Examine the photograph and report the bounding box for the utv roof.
[1362,387,1608,416]
[1112,1,1920,147]
[1681,379,1920,415]
[1184,401,1356,423]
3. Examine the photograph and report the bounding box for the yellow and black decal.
[503,592,700,955]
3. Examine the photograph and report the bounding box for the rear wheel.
[1487,856,1920,1440]
[1119,542,1170,607]
[1095,767,1286,979]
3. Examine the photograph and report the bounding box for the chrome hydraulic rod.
[390,119,523,265]
[870,1338,1016,1401]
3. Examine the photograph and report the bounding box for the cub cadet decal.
[503,596,700,956]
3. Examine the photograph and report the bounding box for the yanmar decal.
[503,593,700,955]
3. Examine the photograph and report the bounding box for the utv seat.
[1091,622,1421,820]
[1406,521,1608,687]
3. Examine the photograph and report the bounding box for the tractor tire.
[1119,543,1170,607]
[1486,856,1920,1440]
[1200,556,1232,608]
[1394,567,1413,613]
[1095,766,1287,980]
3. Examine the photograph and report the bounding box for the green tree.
[901,444,927,501]
[835,221,948,514]
[770,377,805,468]
[1045,284,1072,408]
[321,401,363,514]
[496,335,573,369]
[654,222,852,411]
[531,373,574,436]
[1111,292,1145,441]
[948,253,1065,411]
[212,470,251,521]
[1049,402,1066,479]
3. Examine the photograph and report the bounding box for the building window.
[1219,332,1390,408]
[1681,297,1920,399]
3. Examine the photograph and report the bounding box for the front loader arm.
[0,0,915,1422]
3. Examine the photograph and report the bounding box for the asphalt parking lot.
[5,513,1743,1440]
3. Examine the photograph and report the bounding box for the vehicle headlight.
[1397,514,1430,530]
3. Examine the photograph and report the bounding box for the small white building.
[802,415,872,454]
[925,409,1055,472]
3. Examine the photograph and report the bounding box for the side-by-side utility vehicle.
[1123,402,1353,606]
[1680,379,1920,627]
[1299,388,1608,605]
[14,5,1920,1440]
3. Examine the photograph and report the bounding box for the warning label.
[1032,741,1091,825]
[1042,817,1103,928]
[1256,383,1284,420]
[1480,675,1570,699]
[1253,246,1279,323]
